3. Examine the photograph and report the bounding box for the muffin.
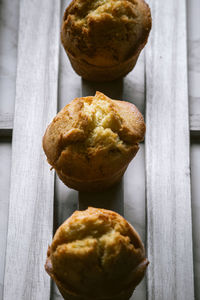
[43,92,145,191]
[61,0,151,81]
[45,207,149,300]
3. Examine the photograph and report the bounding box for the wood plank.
[188,0,200,297]
[0,113,13,137]
[0,143,12,299]
[0,0,19,118]
[145,0,194,299]
[3,1,60,299]
[191,141,200,300]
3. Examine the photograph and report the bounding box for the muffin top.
[61,0,152,66]
[46,207,148,298]
[43,92,145,181]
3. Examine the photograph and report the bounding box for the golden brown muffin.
[61,0,151,81]
[43,92,145,191]
[45,207,149,300]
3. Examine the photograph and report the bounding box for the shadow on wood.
[79,179,124,216]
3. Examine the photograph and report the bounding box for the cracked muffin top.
[46,207,148,299]
[43,92,145,182]
[61,0,152,67]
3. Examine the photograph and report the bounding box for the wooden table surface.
[0,0,200,299]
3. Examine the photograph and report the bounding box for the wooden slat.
[3,1,60,300]
[145,0,194,299]
[0,113,13,137]
[1,111,200,138]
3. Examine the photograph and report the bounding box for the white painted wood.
[0,143,12,300]
[191,141,200,300]
[188,1,200,298]
[145,0,194,299]
[3,1,60,299]
[1,0,198,300]
[0,0,19,115]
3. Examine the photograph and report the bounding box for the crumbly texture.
[43,92,145,191]
[45,207,149,300]
[61,0,151,81]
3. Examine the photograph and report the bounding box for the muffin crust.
[43,92,145,191]
[45,207,149,300]
[61,0,151,81]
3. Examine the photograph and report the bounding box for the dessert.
[61,0,152,81]
[43,92,145,191]
[45,207,149,300]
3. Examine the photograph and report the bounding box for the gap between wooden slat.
[3,1,60,300]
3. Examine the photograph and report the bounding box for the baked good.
[45,207,149,300]
[43,92,145,191]
[61,0,151,81]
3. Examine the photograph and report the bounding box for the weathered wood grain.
[0,113,13,137]
[0,0,19,117]
[191,140,200,300]
[0,143,12,300]
[145,0,194,299]
[3,1,60,299]
[187,0,200,298]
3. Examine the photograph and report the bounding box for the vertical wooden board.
[3,1,60,300]
[188,0,200,297]
[0,143,12,299]
[191,140,200,300]
[0,0,19,115]
[145,0,194,299]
